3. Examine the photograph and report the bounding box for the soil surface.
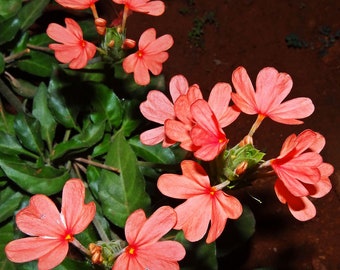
[117,0,340,269]
[34,0,340,268]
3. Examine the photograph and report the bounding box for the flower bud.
[122,38,136,49]
[89,243,104,264]
[95,18,107,35]
[234,161,248,176]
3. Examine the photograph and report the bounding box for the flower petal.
[134,206,177,246]
[5,237,68,269]
[60,180,95,234]
[140,90,175,124]
[16,195,64,237]
[174,195,211,242]
[169,75,189,102]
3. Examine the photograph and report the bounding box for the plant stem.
[72,238,91,256]
[75,157,120,173]
[4,49,30,63]
[248,114,266,137]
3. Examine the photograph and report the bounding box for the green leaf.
[54,258,94,270]
[90,84,123,128]
[175,231,218,270]
[120,99,142,136]
[216,205,256,258]
[51,118,105,161]
[95,131,151,227]
[129,135,177,164]
[32,83,57,150]
[0,185,24,223]
[0,17,20,45]
[17,0,49,31]
[0,131,37,158]
[0,154,69,195]
[14,113,44,156]
[17,50,56,77]
[0,221,16,270]
[47,74,80,130]
[0,0,21,22]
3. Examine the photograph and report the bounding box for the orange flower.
[112,206,185,270]
[54,0,99,9]
[47,18,97,69]
[123,28,173,85]
[112,0,165,16]
[165,82,239,161]
[5,179,96,269]
[231,66,314,135]
[158,160,242,243]
[139,75,195,146]
[274,162,333,221]
[269,129,333,220]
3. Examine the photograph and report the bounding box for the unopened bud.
[122,38,136,49]
[234,161,248,176]
[107,40,115,48]
[239,135,253,147]
[95,18,107,35]
[89,243,104,264]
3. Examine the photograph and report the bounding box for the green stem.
[26,44,52,53]
[4,49,30,63]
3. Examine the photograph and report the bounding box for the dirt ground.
[118,0,340,269]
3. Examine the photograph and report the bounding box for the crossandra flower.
[266,129,334,220]
[158,160,243,243]
[270,129,329,197]
[5,179,96,269]
[165,82,240,161]
[231,66,314,135]
[274,161,333,221]
[112,206,186,270]
[139,74,198,146]
[47,18,97,69]
[54,0,99,9]
[112,0,165,16]
[122,28,173,85]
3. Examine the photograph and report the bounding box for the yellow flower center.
[64,233,73,242]
[137,50,143,58]
[209,187,217,196]
[126,245,137,256]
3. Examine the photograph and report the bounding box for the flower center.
[64,233,74,242]
[80,40,86,48]
[126,245,137,257]
[137,50,143,58]
[209,187,217,196]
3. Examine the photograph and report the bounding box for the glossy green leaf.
[90,84,123,128]
[47,74,80,130]
[32,83,57,150]
[54,258,94,270]
[17,0,49,31]
[0,107,15,135]
[0,17,20,45]
[11,31,29,54]
[91,133,111,158]
[17,50,56,77]
[129,135,177,164]
[0,154,69,195]
[0,185,24,223]
[216,205,256,258]
[176,231,218,270]
[120,99,142,136]
[0,131,38,158]
[14,113,44,156]
[0,0,21,22]
[50,118,105,161]
[95,131,151,227]
[0,221,16,270]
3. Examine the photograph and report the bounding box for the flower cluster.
[3,0,334,269]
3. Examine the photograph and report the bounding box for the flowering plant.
[0,0,334,269]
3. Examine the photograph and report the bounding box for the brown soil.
[104,0,340,269]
